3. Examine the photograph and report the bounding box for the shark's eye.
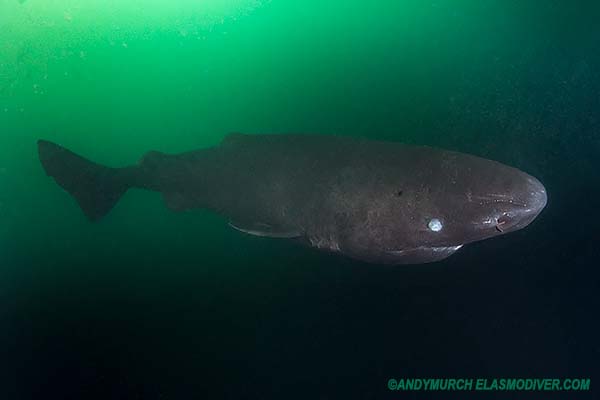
[428,218,443,232]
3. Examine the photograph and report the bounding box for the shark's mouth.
[386,245,464,256]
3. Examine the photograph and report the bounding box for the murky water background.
[1,1,599,398]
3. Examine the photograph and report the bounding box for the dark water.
[1,1,599,398]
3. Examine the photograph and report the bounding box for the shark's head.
[350,148,548,264]
[463,173,547,236]
[415,164,547,248]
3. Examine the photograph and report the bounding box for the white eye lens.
[428,218,443,232]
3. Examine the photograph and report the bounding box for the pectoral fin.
[228,221,301,238]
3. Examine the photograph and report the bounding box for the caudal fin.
[38,140,132,221]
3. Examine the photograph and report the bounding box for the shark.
[38,133,547,264]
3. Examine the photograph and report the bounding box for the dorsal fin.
[221,132,249,146]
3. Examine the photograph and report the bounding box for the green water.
[2,1,599,398]
[2,1,593,253]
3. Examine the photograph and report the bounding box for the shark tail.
[37,140,135,221]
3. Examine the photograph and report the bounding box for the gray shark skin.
[37,134,547,264]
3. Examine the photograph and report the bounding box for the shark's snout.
[495,174,547,233]
[525,175,548,214]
